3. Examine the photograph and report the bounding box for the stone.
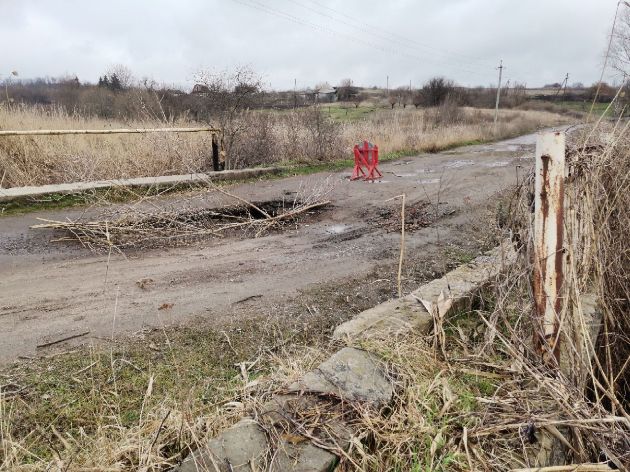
[176,418,269,472]
[271,440,337,472]
[290,347,393,406]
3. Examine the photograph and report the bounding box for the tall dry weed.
[0,104,571,188]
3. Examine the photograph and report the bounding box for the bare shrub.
[193,66,264,169]
[336,78,358,102]
[299,108,343,162]
[227,111,278,168]
[422,76,456,107]
[424,98,465,127]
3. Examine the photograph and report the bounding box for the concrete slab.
[333,243,517,341]
[0,167,282,202]
[332,295,431,340]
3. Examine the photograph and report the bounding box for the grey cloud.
[0,0,616,89]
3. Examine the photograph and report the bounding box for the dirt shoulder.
[0,134,534,365]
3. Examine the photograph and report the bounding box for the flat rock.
[271,440,337,471]
[290,347,393,406]
[177,418,269,472]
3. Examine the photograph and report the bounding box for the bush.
[425,99,464,127]
[422,77,456,107]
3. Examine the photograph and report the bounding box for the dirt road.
[0,133,539,364]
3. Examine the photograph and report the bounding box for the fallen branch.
[31,198,331,251]
[36,330,90,349]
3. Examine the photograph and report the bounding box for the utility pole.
[494,60,504,126]
[562,73,569,101]
[293,78,297,109]
[386,75,389,94]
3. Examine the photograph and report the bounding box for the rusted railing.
[0,127,223,171]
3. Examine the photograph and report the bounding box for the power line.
[284,0,495,70]
[303,0,495,67]
[231,0,495,80]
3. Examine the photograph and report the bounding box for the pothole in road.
[364,200,455,233]
[34,198,332,252]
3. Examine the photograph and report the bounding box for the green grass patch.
[556,100,613,117]
[321,104,381,122]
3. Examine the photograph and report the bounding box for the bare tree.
[422,77,455,107]
[611,8,630,76]
[337,78,358,102]
[106,64,135,89]
[351,92,367,108]
[397,86,411,108]
[194,66,264,169]
[313,81,331,92]
[388,92,398,109]
[412,89,424,108]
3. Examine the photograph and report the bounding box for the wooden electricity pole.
[494,60,504,125]
[562,73,569,101]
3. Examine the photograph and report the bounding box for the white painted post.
[533,131,566,366]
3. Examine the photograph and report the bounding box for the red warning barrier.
[351,141,382,181]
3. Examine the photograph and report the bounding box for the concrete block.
[333,296,431,340]
[333,243,517,341]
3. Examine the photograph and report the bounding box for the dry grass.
[341,106,572,155]
[562,119,630,411]
[0,103,572,188]
[0,104,213,188]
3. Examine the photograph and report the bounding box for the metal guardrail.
[0,127,219,136]
[0,127,224,171]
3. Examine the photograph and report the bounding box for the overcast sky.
[0,0,619,90]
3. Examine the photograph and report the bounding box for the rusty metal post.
[211,133,220,172]
[533,131,566,366]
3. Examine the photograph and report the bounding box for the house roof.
[317,87,336,94]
